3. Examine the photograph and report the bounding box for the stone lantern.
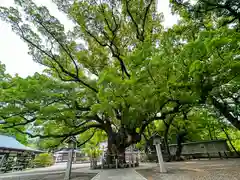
[153,134,167,173]
[64,136,77,180]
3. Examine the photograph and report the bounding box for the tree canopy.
[0,0,239,154]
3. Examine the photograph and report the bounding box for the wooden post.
[138,151,140,163]
[132,146,135,167]
[128,153,131,167]
[218,152,222,159]
[223,151,228,159]
[207,153,211,160]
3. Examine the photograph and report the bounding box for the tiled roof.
[0,134,40,152]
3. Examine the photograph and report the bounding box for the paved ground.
[1,159,240,180]
[0,163,99,180]
[92,169,146,180]
[137,159,240,180]
[8,162,91,175]
[0,171,97,180]
[0,163,148,180]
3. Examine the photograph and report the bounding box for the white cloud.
[0,0,178,77]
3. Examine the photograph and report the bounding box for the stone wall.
[169,139,230,156]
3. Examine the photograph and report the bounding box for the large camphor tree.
[0,0,239,163]
[0,0,179,163]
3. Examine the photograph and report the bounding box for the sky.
[0,0,178,77]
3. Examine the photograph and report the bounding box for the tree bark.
[117,146,126,165]
[105,128,141,165]
[106,138,114,165]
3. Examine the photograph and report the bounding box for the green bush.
[31,153,54,168]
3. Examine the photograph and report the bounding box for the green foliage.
[31,153,54,168]
[83,147,102,159]
[218,129,240,151]
[0,0,239,151]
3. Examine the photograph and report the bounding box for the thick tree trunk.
[106,137,114,165]
[105,128,141,166]
[117,146,126,165]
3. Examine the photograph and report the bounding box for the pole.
[155,144,167,173]
[115,158,118,169]
[131,145,135,167]
[101,146,104,169]
[64,145,74,180]
[74,143,77,163]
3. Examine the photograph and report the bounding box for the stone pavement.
[0,163,154,180]
[92,169,146,180]
[136,159,240,180]
[0,163,100,180]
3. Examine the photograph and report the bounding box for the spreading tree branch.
[14,22,98,93]
[125,0,141,41]
[77,129,96,147]
[13,123,105,139]
[140,101,181,133]
[33,18,80,79]
[3,117,37,129]
[141,0,154,39]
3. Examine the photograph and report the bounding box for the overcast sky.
[0,0,178,77]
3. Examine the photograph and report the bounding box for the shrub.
[31,153,54,168]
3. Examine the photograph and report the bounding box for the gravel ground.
[0,172,97,180]
[136,159,240,180]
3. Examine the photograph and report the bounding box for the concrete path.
[0,162,90,176]
[0,163,153,180]
[0,163,95,179]
[92,169,146,180]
